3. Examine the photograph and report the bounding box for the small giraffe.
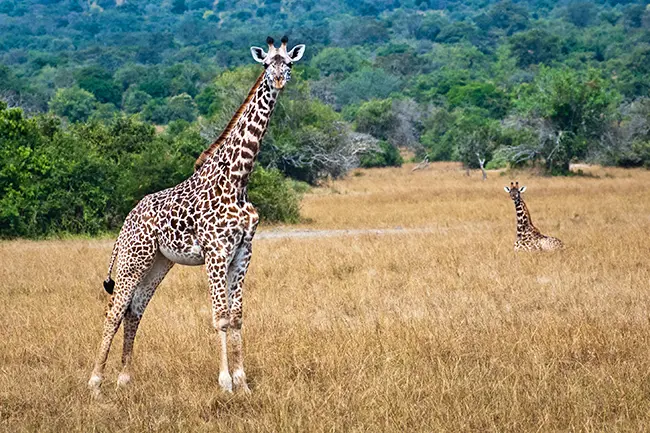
[88,36,306,395]
[504,181,564,251]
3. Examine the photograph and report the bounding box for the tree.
[247,167,302,223]
[419,107,456,161]
[335,68,402,106]
[359,140,403,168]
[354,98,398,141]
[167,93,197,122]
[503,67,621,174]
[310,47,364,78]
[75,66,122,106]
[509,29,562,68]
[595,98,650,168]
[171,0,187,14]
[0,104,47,237]
[49,87,97,122]
[123,88,153,114]
[452,111,500,170]
[414,13,447,40]
[565,2,597,28]
[195,84,225,117]
[483,0,530,35]
[447,82,510,118]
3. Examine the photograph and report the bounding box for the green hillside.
[1,0,650,237]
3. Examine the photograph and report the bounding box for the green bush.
[247,167,302,223]
[359,140,403,168]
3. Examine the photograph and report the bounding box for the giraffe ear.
[287,44,306,62]
[250,47,267,63]
[519,186,527,193]
[504,186,510,193]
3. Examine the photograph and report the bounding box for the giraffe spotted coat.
[88,36,306,395]
[505,182,564,252]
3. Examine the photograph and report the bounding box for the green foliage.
[565,2,597,28]
[511,67,621,173]
[48,87,97,123]
[517,67,620,138]
[141,94,197,124]
[335,68,402,106]
[414,13,447,40]
[195,84,222,117]
[359,140,403,168]
[247,167,302,223]
[419,108,456,161]
[447,82,510,118]
[75,66,122,106]
[310,47,364,78]
[509,29,562,68]
[407,68,470,103]
[480,1,530,35]
[2,0,650,236]
[123,89,153,114]
[354,99,397,141]
[420,107,502,168]
[452,110,501,169]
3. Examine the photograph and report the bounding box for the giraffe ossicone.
[88,36,306,395]
[505,181,564,251]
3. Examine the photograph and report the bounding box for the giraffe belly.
[159,243,205,266]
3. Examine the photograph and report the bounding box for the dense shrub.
[0,107,302,238]
[359,140,403,168]
[247,167,303,223]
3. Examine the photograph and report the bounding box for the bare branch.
[411,156,430,172]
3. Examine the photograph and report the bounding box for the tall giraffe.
[88,36,306,395]
[504,181,563,251]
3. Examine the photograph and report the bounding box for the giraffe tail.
[103,239,119,295]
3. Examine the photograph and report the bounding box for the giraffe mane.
[194,71,266,171]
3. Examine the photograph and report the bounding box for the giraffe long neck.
[514,198,538,236]
[197,72,279,192]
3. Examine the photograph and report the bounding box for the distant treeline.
[1,0,650,236]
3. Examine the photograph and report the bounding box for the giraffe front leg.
[205,247,233,393]
[229,209,258,393]
[228,240,254,393]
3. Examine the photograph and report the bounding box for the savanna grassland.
[2,163,650,432]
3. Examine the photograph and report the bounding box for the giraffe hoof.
[88,374,102,389]
[88,375,103,399]
[232,369,251,394]
[218,371,233,393]
[91,387,102,400]
[117,372,131,388]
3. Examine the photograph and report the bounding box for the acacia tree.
[502,67,621,174]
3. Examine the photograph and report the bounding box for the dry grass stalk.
[2,163,650,431]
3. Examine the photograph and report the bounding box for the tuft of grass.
[2,163,650,431]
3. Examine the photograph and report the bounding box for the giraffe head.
[250,35,306,90]
[504,181,526,201]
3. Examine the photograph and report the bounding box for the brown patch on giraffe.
[194,72,266,171]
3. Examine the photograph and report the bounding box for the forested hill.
[1,0,650,237]
[3,0,650,115]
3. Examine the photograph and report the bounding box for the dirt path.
[254,227,439,240]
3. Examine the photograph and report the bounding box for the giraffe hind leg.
[118,253,174,388]
[88,243,158,396]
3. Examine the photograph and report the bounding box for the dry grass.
[2,163,650,432]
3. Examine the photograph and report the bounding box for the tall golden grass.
[2,163,650,432]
